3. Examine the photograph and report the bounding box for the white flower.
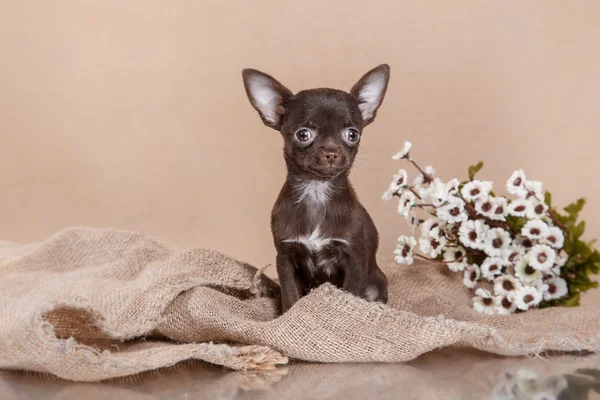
[458,219,488,250]
[418,178,461,207]
[463,264,481,288]
[502,246,525,267]
[517,369,540,381]
[445,178,461,197]
[527,200,549,220]
[406,211,420,233]
[513,234,534,249]
[514,258,543,283]
[488,197,508,221]
[474,196,507,221]
[397,191,417,218]
[481,257,505,280]
[507,369,566,399]
[394,169,408,188]
[421,218,444,236]
[531,391,562,400]
[535,280,552,296]
[494,294,518,315]
[461,180,493,201]
[543,277,568,301]
[392,141,412,160]
[414,165,436,185]
[484,228,512,257]
[542,226,565,249]
[524,180,544,200]
[416,185,428,200]
[493,275,522,297]
[418,228,447,258]
[394,236,417,265]
[443,246,468,272]
[382,169,408,200]
[521,220,550,240]
[528,244,556,271]
[437,196,468,224]
[512,369,564,398]
[550,265,562,277]
[554,250,568,268]
[542,270,554,280]
[474,197,495,218]
[420,178,448,207]
[535,279,552,295]
[508,198,530,217]
[381,190,393,201]
[473,288,496,315]
[514,286,543,310]
[506,170,527,197]
[536,283,551,299]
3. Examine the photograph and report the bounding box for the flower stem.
[443,252,468,264]
[548,207,568,232]
[415,253,436,262]
[410,160,434,183]
[414,252,466,266]
[416,205,438,217]
[463,200,479,218]
[409,187,422,200]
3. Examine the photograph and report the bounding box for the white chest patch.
[283,225,349,253]
[294,180,332,206]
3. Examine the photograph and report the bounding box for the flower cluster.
[384,141,599,315]
[491,368,568,399]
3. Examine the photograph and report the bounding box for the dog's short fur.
[242,65,390,313]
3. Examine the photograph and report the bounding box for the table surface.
[1,349,599,400]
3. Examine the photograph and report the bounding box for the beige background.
[0,1,598,305]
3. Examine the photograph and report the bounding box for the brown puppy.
[242,65,390,313]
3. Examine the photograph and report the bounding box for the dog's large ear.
[350,64,390,126]
[242,69,293,130]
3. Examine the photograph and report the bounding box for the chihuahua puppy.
[242,65,390,313]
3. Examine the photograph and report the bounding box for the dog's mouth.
[304,164,346,179]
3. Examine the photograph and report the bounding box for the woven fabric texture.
[0,227,598,381]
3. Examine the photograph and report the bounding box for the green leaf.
[564,198,586,217]
[574,239,592,257]
[572,221,586,240]
[468,161,484,181]
[544,191,553,207]
[550,196,600,309]
[506,215,527,232]
[557,213,575,228]
[569,274,592,285]
[561,292,581,307]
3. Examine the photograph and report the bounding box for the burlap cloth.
[0,227,598,382]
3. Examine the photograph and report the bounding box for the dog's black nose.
[321,150,340,166]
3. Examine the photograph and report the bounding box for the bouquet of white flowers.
[383,141,599,315]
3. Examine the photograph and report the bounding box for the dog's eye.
[344,128,360,143]
[295,128,312,142]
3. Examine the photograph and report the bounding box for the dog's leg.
[365,264,388,303]
[276,253,305,313]
[341,256,367,298]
